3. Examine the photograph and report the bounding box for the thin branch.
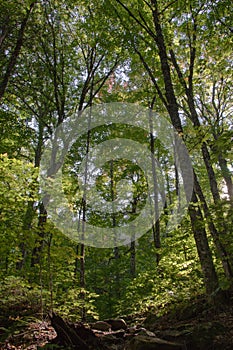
[134,45,168,108]
[88,58,120,105]
[158,0,178,16]
[115,0,157,41]
[169,49,188,94]
[142,0,153,11]
[188,10,197,95]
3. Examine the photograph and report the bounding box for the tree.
[1,0,124,320]
[0,0,37,100]
[107,0,221,296]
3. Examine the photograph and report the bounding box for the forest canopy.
[0,0,232,328]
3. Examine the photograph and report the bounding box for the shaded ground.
[0,319,56,349]
[1,293,233,349]
[142,294,233,349]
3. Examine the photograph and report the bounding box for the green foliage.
[0,154,38,275]
[0,0,232,331]
[53,288,99,322]
[0,276,42,321]
[115,226,204,317]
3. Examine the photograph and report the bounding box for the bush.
[0,276,42,323]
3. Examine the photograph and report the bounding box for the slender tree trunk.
[149,106,161,264]
[183,98,233,276]
[80,243,86,322]
[188,191,219,295]
[0,2,36,100]
[169,33,231,270]
[47,233,53,312]
[218,154,233,201]
[152,222,160,265]
[187,94,221,204]
[31,202,47,267]
[130,240,136,277]
[16,200,34,270]
[109,159,121,295]
[16,118,45,270]
[79,123,91,322]
[150,0,182,134]
[130,197,137,277]
[169,47,223,206]
[194,172,233,279]
[174,163,179,197]
[167,50,233,289]
[31,122,46,267]
[74,244,80,279]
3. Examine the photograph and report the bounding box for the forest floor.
[1,292,233,349]
[141,293,233,349]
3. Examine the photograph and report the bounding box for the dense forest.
[0,0,232,349]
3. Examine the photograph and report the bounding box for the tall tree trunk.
[170,45,233,275]
[78,125,92,322]
[170,31,233,275]
[31,121,45,267]
[47,233,53,312]
[80,242,86,322]
[188,190,219,295]
[149,106,161,264]
[109,159,121,295]
[194,172,233,280]
[130,197,138,277]
[148,0,219,295]
[150,0,182,135]
[169,49,222,206]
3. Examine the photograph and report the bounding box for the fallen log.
[49,312,110,349]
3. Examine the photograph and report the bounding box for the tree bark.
[188,190,219,295]
[130,240,136,277]
[193,172,233,279]
[149,106,161,264]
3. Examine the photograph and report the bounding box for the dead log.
[49,312,109,349]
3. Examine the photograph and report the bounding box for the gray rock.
[127,326,138,334]
[136,328,156,337]
[125,335,184,350]
[105,318,127,331]
[91,321,111,331]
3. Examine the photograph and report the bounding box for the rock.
[91,321,111,331]
[136,327,156,337]
[160,328,192,343]
[111,330,126,338]
[102,332,125,344]
[105,318,128,331]
[128,326,138,334]
[125,335,184,350]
